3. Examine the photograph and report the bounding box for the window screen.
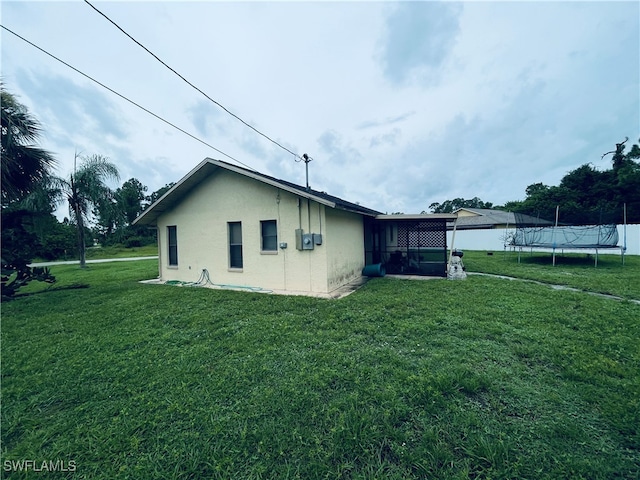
[167,225,178,266]
[228,222,243,268]
[261,220,277,251]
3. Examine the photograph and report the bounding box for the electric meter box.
[302,233,314,250]
[295,229,317,250]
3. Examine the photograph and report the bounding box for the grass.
[32,244,158,264]
[2,258,639,479]
[85,244,158,260]
[463,250,640,301]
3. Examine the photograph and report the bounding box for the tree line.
[428,137,640,225]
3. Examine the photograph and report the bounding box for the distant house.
[133,159,456,296]
[448,207,639,255]
[445,208,555,252]
[451,208,553,230]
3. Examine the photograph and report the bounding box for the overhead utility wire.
[1,24,255,171]
[84,0,302,161]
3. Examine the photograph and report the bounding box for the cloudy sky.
[2,0,638,216]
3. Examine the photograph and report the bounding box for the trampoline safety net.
[513,224,619,249]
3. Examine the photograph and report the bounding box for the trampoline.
[510,206,627,267]
[512,224,624,266]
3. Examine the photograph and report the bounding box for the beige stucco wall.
[324,208,366,292]
[456,209,480,218]
[156,169,366,294]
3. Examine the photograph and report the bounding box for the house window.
[261,220,278,252]
[228,222,243,269]
[167,225,178,266]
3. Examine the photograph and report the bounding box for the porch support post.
[448,217,458,270]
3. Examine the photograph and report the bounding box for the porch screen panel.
[419,221,446,248]
[396,220,447,276]
[397,221,446,248]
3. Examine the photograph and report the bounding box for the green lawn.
[31,244,158,264]
[463,250,640,301]
[2,258,639,479]
[85,244,158,259]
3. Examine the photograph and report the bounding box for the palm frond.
[1,86,57,205]
[62,155,121,226]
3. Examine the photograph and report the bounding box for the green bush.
[124,236,143,248]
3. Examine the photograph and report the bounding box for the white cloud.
[377,1,464,86]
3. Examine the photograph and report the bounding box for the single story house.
[133,158,456,296]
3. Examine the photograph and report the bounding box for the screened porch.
[364,214,457,277]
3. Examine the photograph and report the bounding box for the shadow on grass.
[12,283,90,299]
[510,253,623,267]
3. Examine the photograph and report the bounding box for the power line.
[84,0,302,162]
[0,24,257,172]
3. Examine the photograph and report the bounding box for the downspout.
[157,225,163,279]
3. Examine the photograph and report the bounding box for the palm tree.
[1,85,58,299]
[52,154,120,268]
[1,85,57,206]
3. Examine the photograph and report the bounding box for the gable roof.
[133,158,383,226]
[451,208,554,229]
